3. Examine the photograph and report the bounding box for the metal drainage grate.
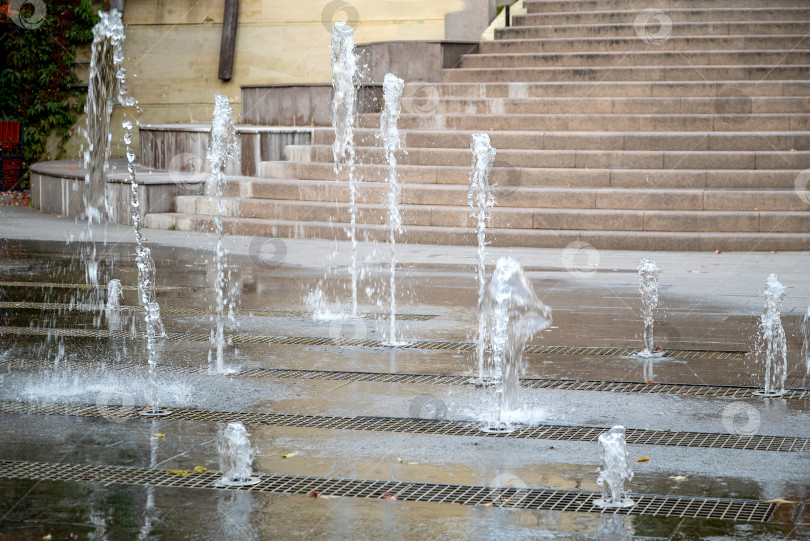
[0,459,776,522]
[0,301,436,321]
[2,358,806,401]
[1,400,805,453]
[0,326,747,362]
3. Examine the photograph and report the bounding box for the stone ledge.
[29,159,205,226]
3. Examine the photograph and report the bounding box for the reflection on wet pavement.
[0,238,808,539]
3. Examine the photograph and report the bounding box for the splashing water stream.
[480,257,551,428]
[380,73,405,344]
[637,257,660,357]
[594,425,635,508]
[755,274,788,396]
[105,278,123,331]
[78,10,125,319]
[217,421,260,486]
[206,94,238,374]
[84,9,125,221]
[801,300,809,378]
[121,71,167,416]
[468,133,496,382]
[331,21,359,316]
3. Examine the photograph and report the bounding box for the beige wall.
[63,0,472,159]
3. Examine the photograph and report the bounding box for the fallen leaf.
[152,433,165,440]
[282,452,297,459]
[383,493,397,500]
[166,469,190,476]
[477,502,494,507]
[764,498,797,503]
[635,457,650,463]
[397,457,403,463]
[193,466,207,473]
[669,475,688,481]
[43,535,53,540]
[308,490,319,498]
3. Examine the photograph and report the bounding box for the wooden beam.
[218,0,239,81]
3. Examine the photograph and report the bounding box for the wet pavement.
[0,205,808,539]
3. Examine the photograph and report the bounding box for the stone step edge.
[144,213,810,251]
[294,143,810,156]
[264,162,808,175]
[486,33,810,44]
[499,20,810,30]
[227,179,804,194]
[464,49,810,58]
[516,7,810,14]
[175,197,810,218]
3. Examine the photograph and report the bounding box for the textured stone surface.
[145,0,810,250]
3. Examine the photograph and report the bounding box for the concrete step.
[311,128,810,152]
[458,50,810,69]
[441,65,810,83]
[402,80,810,99]
[258,162,803,190]
[516,8,810,26]
[479,35,810,54]
[219,179,810,212]
[292,144,810,171]
[357,112,810,132]
[525,0,810,14]
[396,96,810,116]
[169,196,810,233]
[495,21,810,40]
[144,213,810,251]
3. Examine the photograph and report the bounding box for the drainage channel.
[0,326,747,361]
[0,459,777,522]
[0,301,437,321]
[3,358,806,400]
[1,401,805,453]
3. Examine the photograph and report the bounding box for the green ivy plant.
[0,0,98,188]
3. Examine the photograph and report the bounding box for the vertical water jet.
[331,21,359,316]
[380,73,405,345]
[216,421,260,487]
[479,257,551,430]
[637,257,660,357]
[594,425,635,508]
[84,9,125,221]
[206,94,238,374]
[754,274,788,397]
[119,66,168,417]
[468,133,496,383]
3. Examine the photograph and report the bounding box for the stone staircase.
[146,0,810,251]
